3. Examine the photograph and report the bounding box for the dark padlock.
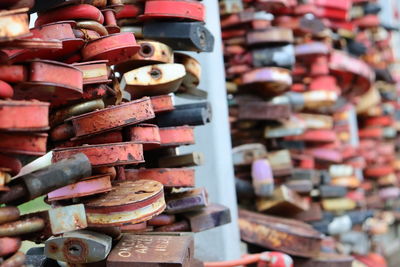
[158,152,204,168]
[165,187,208,214]
[181,203,231,232]
[0,153,91,205]
[155,104,212,127]
[319,185,347,198]
[124,22,214,52]
[252,45,295,69]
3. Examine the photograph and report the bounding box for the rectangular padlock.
[73,60,111,85]
[123,22,214,52]
[285,179,313,194]
[238,102,291,121]
[267,150,293,177]
[232,143,267,166]
[165,187,208,214]
[294,252,353,267]
[158,152,204,168]
[252,44,295,69]
[321,198,357,212]
[181,203,231,232]
[319,185,347,198]
[107,234,194,267]
[0,8,29,41]
[155,103,212,127]
[256,185,309,214]
[291,169,321,185]
[125,168,195,187]
[238,209,322,258]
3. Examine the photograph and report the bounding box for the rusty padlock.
[165,187,208,214]
[83,180,165,226]
[45,230,112,264]
[125,168,195,187]
[107,234,194,267]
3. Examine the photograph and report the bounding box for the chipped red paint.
[140,0,205,22]
[82,33,140,65]
[53,142,144,167]
[159,126,195,147]
[0,132,47,155]
[127,124,161,149]
[0,100,49,131]
[68,97,155,139]
[125,168,195,187]
[150,95,175,113]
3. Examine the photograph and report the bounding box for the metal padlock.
[158,152,204,168]
[252,45,295,69]
[238,209,322,258]
[107,234,194,267]
[121,63,186,98]
[238,102,291,120]
[0,8,29,41]
[72,60,111,85]
[150,95,175,113]
[155,102,212,127]
[115,41,174,74]
[125,168,195,187]
[139,0,205,22]
[267,150,293,177]
[157,126,195,148]
[321,198,356,212]
[291,202,323,222]
[0,153,91,205]
[285,179,313,194]
[83,180,165,226]
[181,203,231,232]
[319,185,347,198]
[126,124,161,149]
[122,22,214,52]
[165,187,208,214]
[45,230,112,263]
[47,174,112,201]
[256,185,309,214]
[251,159,274,197]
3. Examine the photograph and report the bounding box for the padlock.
[5,21,85,63]
[319,185,347,198]
[238,209,322,258]
[267,150,293,176]
[155,220,190,232]
[121,63,186,98]
[251,159,274,197]
[321,198,356,212]
[114,41,174,74]
[102,8,120,34]
[252,45,295,69]
[126,124,161,149]
[72,60,111,85]
[294,252,354,267]
[50,99,105,127]
[139,0,205,22]
[125,168,195,187]
[57,130,123,148]
[150,95,175,113]
[81,33,140,65]
[285,179,313,194]
[291,202,323,222]
[0,153,91,205]
[246,27,294,46]
[47,174,112,201]
[0,100,49,131]
[256,185,309,214]
[45,230,112,263]
[0,207,20,224]
[181,203,231,232]
[155,102,212,127]
[35,4,104,27]
[238,102,291,120]
[232,143,267,166]
[174,53,202,96]
[158,152,204,168]
[165,187,208,214]
[52,142,144,167]
[107,234,194,267]
[122,22,214,52]
[51,97,155,140]
[83,180,165,226]
[0,8,29,41]
[148,214,176,227]
[157,126,195,148]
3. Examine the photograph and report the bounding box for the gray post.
[176,0,242,261]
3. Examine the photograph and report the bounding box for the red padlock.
[140,0,205,22]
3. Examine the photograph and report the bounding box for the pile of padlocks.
[0,0,230,266]
[222,0,400,266]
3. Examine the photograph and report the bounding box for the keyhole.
[150,69,162,79]
[139,43,154,57]
[69,245,82,256]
